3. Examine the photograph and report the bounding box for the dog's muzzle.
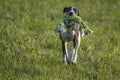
[68,12,74,16]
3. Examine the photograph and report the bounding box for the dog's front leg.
[62,41,68,65]
[72,31,81,64]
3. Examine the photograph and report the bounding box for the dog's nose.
[69,12,73,16]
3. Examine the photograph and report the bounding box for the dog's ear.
[77,10,80,16]
[63,7,68,13]
[78,11,80,16]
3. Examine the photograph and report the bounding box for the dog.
[57,7,84,65]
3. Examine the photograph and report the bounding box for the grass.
[0,0,120,80]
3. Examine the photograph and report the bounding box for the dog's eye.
[67,8,71,12]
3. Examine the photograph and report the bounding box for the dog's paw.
[63,60,68,65]
[72,61,77,64]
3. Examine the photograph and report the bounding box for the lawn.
[0,0,120,80]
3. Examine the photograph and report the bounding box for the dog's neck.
[64,20,73,28]
[63,16,74,28]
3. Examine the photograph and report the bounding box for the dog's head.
[63,6,79,16]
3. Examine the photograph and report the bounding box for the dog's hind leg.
[62,41,68,65]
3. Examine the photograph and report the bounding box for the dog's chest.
[61,29,75,42]
[60,22,81,42]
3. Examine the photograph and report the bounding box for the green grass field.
[0,0,120,80]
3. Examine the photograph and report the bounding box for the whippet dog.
[57,7,84,65]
